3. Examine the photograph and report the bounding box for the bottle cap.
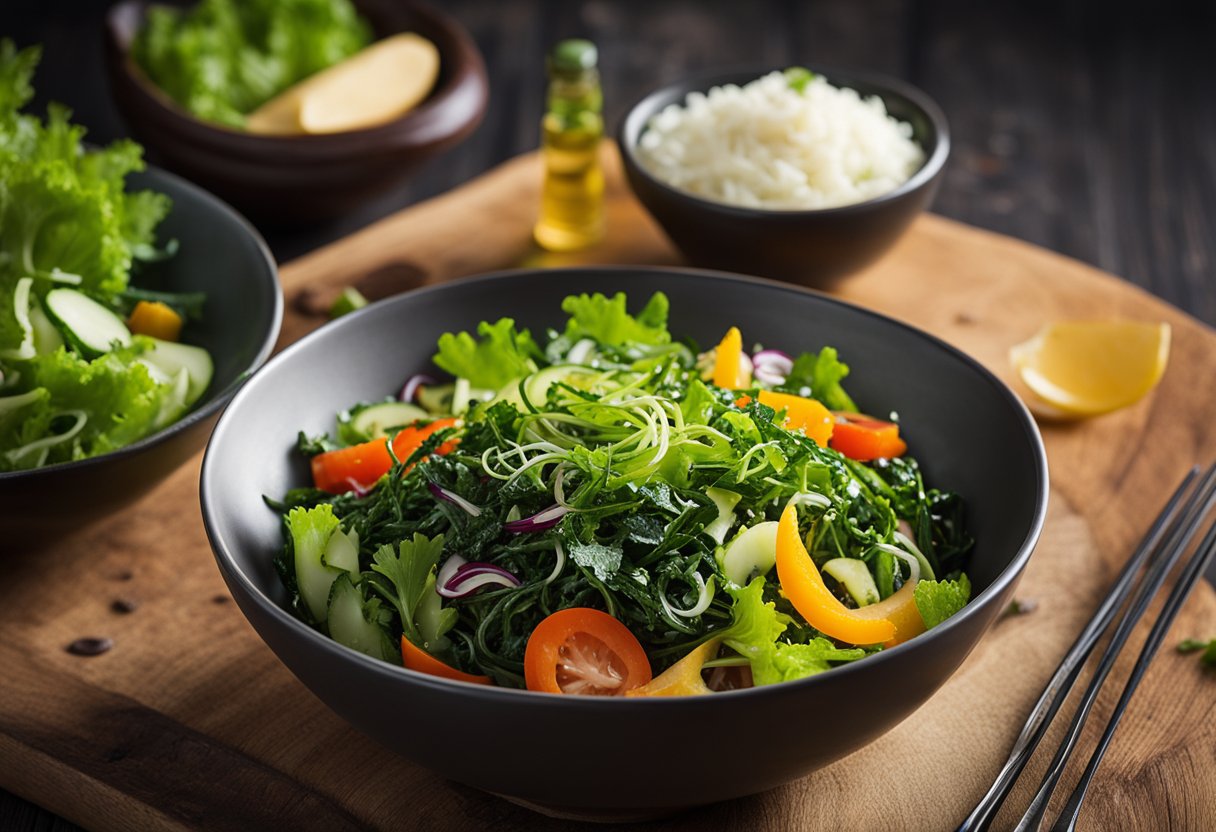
[549,39,598,74]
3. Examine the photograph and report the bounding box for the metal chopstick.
[1049,514,1216,832]
[1013,464,1216,831]
[957,465,1202,832]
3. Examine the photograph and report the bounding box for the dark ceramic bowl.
[104,0,488,224]
[1,166,282,552]
[200,267,1046,817]
[618,68,950,287]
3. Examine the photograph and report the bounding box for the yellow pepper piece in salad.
[775,503,896,645]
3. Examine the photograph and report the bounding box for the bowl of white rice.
[618,66,949,285]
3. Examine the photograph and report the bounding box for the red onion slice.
[503,504,568,533]
[428,482,482,517]
[436,555,468,590]
[400,373,437,403]
[752,349,794,386]
[438,562,522,598]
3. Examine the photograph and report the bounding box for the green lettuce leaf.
[132,0,372,127]
[0,341,180,470]
[914,574,972,629]
[432,318,541,390]
[561,291,671,347]
[719,578,868,685]
[779,346,857,412]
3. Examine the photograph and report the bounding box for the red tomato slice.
[524,608,652,695]
[310,418,460,493]
[828,412,907,461]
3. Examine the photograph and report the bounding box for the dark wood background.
[4,0,1215,828]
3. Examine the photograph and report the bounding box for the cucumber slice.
[152,368,191,429]
[704,487,742,544]
[350,401,428,439]
[142,338,213,405]
[822,558,881,607]
[719,521,779,585]
[44,288,131,357]
[451,377,472,416]
[323,525,360,573]
[327,574,395,661]
[416,383,453,414]
[29,297,64,355]
[292,518,357,623]
[522,365,599,408]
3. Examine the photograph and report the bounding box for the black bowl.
[1,166,282,552]
[618,68,950,287]
[104,0,489,225]
[200,267,1045,816]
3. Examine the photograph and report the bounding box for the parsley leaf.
[368,532,447,646]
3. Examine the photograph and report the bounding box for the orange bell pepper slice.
[401,635,493,685]
[828,413,907,461]
[712,327,751,389]
[127,300,183,342]
[775,503,896,644]
[311,417,460,494]
[755,390,834,446]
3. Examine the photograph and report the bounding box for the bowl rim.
[616,64,951,219]
[104,0,489,156]
[0,163,283,483]
[201,265,1048,708]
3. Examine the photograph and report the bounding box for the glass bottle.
[533,39,604,251]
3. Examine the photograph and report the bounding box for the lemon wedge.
[246,33,440,136]
[1010,321,1171,417]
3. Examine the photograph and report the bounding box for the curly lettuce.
[132,0,372,128]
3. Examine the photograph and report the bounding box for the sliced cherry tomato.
[311,417,461,493]
[524,608,652,695]
[828,412,907,461]
[400,635,493,685]
[775,503,896,645]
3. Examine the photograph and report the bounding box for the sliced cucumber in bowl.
[43,288,131,357]
[141,338,214,405]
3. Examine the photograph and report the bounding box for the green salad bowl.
[200,267,1046,818]
[1,166,281,552]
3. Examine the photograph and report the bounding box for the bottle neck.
[547,69,603,126]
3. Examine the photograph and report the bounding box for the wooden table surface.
[5,1,1216,829]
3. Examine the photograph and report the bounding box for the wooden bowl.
[104,0,489,225]
[618,67,950,288]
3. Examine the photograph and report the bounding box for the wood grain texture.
[2,148,1214,831]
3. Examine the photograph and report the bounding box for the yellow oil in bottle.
[534,40,604,251]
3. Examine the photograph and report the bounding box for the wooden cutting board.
[2,147,1214,832]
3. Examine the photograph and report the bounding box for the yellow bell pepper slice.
[712,327,750,389]
[851,579,925,647]
[756,390,834,446]
[625,638,721,697]
[775,503,896,645]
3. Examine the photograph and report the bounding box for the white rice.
[637,71,925,210]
